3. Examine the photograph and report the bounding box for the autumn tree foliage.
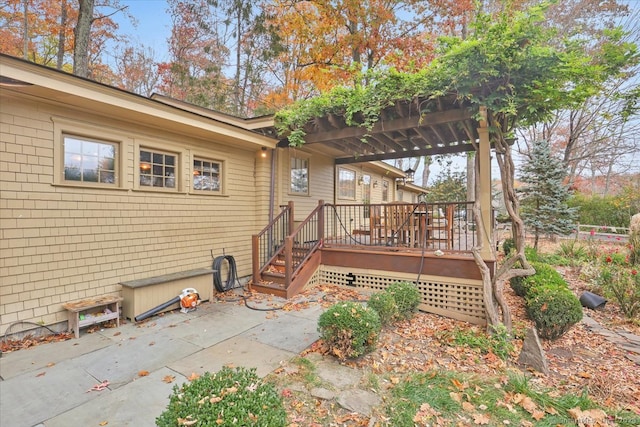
[0,0,131,81]
[260,0,474,107]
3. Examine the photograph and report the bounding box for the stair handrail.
[284,200,325,284]
[252,202,293,282]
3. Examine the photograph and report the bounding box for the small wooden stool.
[63,296,122,339]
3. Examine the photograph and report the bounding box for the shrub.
[386,281,421,320]
[510,262,564,297]
[525,286,583,340]
[597,262,640,319]
[318,301,381,360]
[156,366,286,427]
[367,291,399,326]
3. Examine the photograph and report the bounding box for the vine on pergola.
[274,2,638,330]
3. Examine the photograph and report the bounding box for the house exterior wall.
[278,147,335,221]
[0,92,270,334]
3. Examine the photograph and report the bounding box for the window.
[139,149,177,189]
[362,174,371,217]
[63,135,117,185]
[382,180,389,202]
[338,168,356,199]
[193,158,222,192]
[290,156,308,194]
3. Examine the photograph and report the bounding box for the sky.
[112,0,172,60]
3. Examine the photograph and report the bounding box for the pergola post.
[477,107,494,260]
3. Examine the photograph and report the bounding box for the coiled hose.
[212,255,240,292]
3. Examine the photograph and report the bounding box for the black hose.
[213,255,241,292]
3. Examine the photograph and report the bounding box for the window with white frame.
[193,158,222,192]
[290,156,308,194]
[63,134,117,185]
[139,149,177,189]
[338,168,356,199]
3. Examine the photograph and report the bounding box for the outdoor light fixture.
[404,167,415,183]
[373,180,379,188]
[260,147,268,158]
[358,175,364,186]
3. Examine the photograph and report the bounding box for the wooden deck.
[252,201,495,324]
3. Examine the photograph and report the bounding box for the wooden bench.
[63,295,123,339]
[119,268,214,321]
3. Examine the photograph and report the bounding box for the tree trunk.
[57,0,68,70]
[73,0,95,77]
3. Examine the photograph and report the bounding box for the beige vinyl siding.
[280,148,334,221]
[0,94,269,333]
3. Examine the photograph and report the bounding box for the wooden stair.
[251,246,321,298]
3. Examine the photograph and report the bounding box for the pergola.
[272,94,496,260]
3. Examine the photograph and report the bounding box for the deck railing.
[323,201,477,252]
[252,202,293,280]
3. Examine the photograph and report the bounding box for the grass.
[382,370,640,426]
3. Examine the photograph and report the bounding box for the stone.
[310,387,336,400]
[518,327,550,375]
[337,389,381,417]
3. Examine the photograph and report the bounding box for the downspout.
[269,148,276,223]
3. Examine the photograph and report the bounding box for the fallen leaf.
[210,396,223,403]
[450,392,462,403]
[531,410,545,421]
[36,372,46,377]
[451,378,466,391]
[138,370,150,377]
[188,372,200,381]
[148,341,155,346]
[113,332,121,336]
[177,417,198,426]
[87,380,110,392]
[99,422,108,426]
[46,362,55,367]
[462,401,475,412]
[473,413,490,425]
[162,375,175,383]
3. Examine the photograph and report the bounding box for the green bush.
[386,281,421,320]
[597,259,640,319]
[367,291,399,326]
[525,286,583,340]
[510,262,564,297]
[156,366,286,427]
[318,301,381,360]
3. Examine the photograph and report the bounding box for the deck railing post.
[287,201,295,235]
[317,200,324,244]
[284,236,293,287]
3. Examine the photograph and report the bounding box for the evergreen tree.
[518,140,577,249]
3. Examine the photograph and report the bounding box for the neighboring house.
[0,54,422,335]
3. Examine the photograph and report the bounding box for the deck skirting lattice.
[317,265,486,325]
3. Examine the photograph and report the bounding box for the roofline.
[0,54,277,147]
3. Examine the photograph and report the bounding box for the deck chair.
[425,204,454,249]
[383,203,418,246]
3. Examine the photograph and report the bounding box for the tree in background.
[518,140,577,250]
[422,157,466,202]
[515,1,640,192]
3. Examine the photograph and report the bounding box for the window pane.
[290,157,308,194]
[193,157,222,192]
[140,149,178,189]
[338,168,355,199]
[63,135,117,186]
